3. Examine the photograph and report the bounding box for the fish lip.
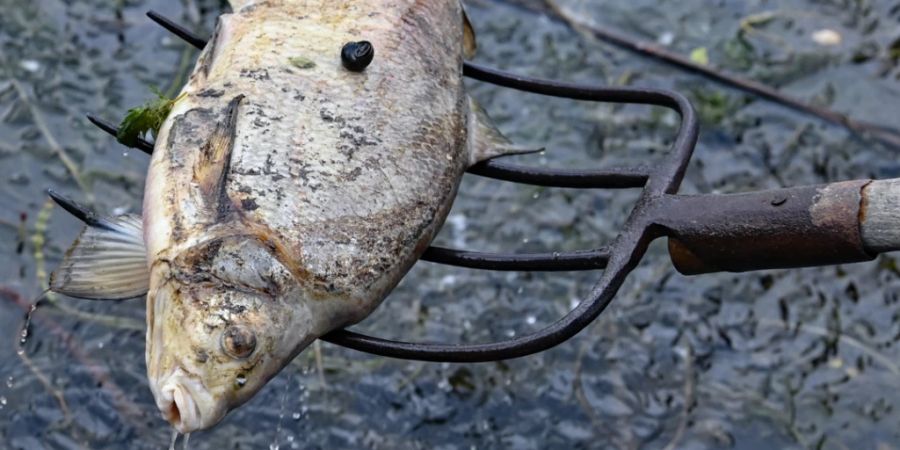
[156,367,220,433]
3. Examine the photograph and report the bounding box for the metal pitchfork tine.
[65,10,900,363]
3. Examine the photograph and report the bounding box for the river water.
[1,0,900,448]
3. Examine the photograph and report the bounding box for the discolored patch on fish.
[192,95,245,221]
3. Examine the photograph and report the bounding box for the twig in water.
[9,289,71,424]
[0,286,147,431]
[313,340,327,388]
[662,343,695,450]
[758,318,900,375]
[9,79,93,200]
[540,0,900,150]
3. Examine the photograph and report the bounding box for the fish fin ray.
[50,214,149,300]
[192,95,244,220]
[467,96,543,166]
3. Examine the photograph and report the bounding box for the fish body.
[50,0,523,432]
[144,0,473,431]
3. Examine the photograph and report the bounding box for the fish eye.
[221,326,257,359]
[341,41,374,72]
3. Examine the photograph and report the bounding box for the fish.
[49,0,529,433]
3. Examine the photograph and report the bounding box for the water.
[1,0,900,448]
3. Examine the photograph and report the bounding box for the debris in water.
[117,90,182,148]
[657,31,674,46]
[19,60,40,72]
[689,47,710,65]
[812,29,842,46]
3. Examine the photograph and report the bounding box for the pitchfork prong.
[147,10,207,49]
[87,114,154,155]
[46,189,114,231]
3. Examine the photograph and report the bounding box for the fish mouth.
[156,367,221,433]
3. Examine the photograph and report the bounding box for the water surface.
[1,0,900,448]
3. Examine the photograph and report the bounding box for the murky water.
[2,0,900,448]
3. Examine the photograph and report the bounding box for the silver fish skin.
[141,0,503,432]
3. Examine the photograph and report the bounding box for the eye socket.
[221,326,257,359]
[341,41,375,72]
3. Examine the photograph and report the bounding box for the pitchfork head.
[65,10,699,363]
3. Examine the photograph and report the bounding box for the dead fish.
[50,0,529,432]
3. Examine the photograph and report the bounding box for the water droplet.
[6,377,13,388]
[522,238,529,244]
[236,376,247,387]
[292,412,301,420]
[505,329,516,337]
[0,396,7,406]
[16,349,25,356]
[123,150,130,157]
[552,252,561,259]
[270,444,280,450]
[532,192,540,199]
[526,316,537,325]
[287,436,295,443]
[169,430,178,450]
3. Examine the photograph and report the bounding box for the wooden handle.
[663,180,875,274]
[861,178,900,253]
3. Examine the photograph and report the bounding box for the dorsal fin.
[463,6,476,59]
[467,96,543,166]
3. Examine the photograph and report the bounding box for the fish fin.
[228,0,249,10]
[462,6,477,59]
[193,95,244,220]
[467,96,543,166]
[50,214,150,300]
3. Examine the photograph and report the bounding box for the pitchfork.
[52,10,900,364]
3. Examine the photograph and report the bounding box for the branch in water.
[510,0,900,150]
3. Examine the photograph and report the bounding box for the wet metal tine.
[422,247,609,271]
[146,10,207,50]
[80,10,701,363]
[87,115,153,155]
[46,189,114,231]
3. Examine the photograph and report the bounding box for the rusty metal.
[61,10,889,364]
[659,180,875,275]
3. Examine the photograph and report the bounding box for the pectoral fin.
[467,96,543,166]
[50,214,149,300]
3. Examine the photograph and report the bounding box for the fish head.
[147,234,317,432]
